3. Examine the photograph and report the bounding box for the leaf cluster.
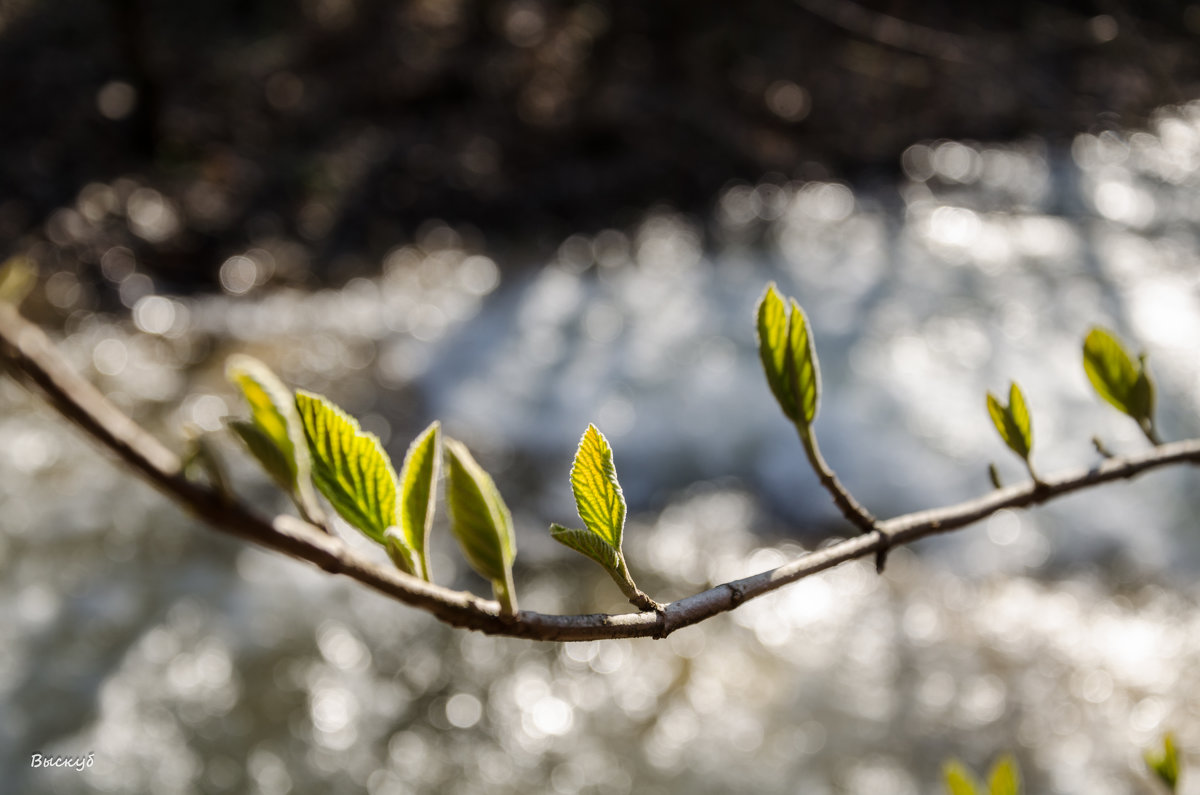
[226,360,655,614]
[943,755,1020,795]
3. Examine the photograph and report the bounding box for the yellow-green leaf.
[396,421,441,580]
[1145,733,1181,791]
[227,355,322,521]
[569,424,626,551]
[756,284,796,422]
[786,298,820,426]
[550,523,621,572]
[228,420,295,492]
[987,382,1032,461]
[383,527,421,578]
[296,390,398,543]
[988,755,1021,795]
[943,760,980,795]
[1083,327,1141,417]
[444,438,517,611]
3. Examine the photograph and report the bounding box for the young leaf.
[228,420,295,491]
[986,382,1033,463]
[226,355,322,522]
[756,284,797,422]
[549,523,621,572]
[943,760,980,795]
[1130,358,1156,429]
[786,298,820,426]
[1083,328,1159,443]
[396,421,441,580]
[553,425,658,610]
[383,527,421,578]
[1145,733,1181,792]
[570,424,626,550]
[444,438,518,613]
[987,755,1021,795]
[1083,327,1140,416]
[296,390,398,543]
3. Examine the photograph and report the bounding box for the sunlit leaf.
[786,298,820,426]
[383,527,421,578]
[756,284,796,422]
[444,438,517,610]
[1145,733,1181,791]
[550,523,621,572]
[943,760,980,795]
[296,390,398,543]
[1082,327,1141,417]
[396,421,441,580]
[570,424,626,551]
[986,382,1032,461]
[227,356,324,523]
[987,755,1021,795]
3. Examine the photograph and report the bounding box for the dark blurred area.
[2,0,1199,292]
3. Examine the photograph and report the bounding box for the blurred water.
[4,101,1200,793]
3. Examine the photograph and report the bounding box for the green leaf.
[570,424,626,550]
[786,298,820,426]
[756,284,796,422]
[988,755,1021,795]
[550,523,621,572]
[444,438,517,612]
[1130,357,1156,427]
[228,420,295,491]
[296,390,398,543]
[755,285,822,427]
[943,760,980,795]
[987,382,1032,461]
[395,421,441,580]
[227,356,323,522]
[383,527,421,578]
[1083,327,1142,417]
[1145,733,1181,791]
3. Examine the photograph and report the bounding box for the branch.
[3,303,1198,641]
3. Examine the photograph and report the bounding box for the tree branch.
[3,303,1198,641]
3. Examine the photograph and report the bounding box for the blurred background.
[3,0,1200,792]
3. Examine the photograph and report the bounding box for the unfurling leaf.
[987,382,1033,467]
[786,298,820,426]
[553,425,657,610]
[296,390,398,543]
[755,284,821,427]
[1083,327,1159,443]
[943,760,980,795]
[226,356,323,522]
[1083,327,1140,415]
[228,420,294,490]
[396,421,441,580]
[1145,733,1182,792]
[444,438,517,613]
[987,755,1021,795]
[570,424,626,550]
[383,527,421,578]
[756,284,796,421]
[549,524,621,572]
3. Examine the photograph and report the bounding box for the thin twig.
[3,303,1199,641]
